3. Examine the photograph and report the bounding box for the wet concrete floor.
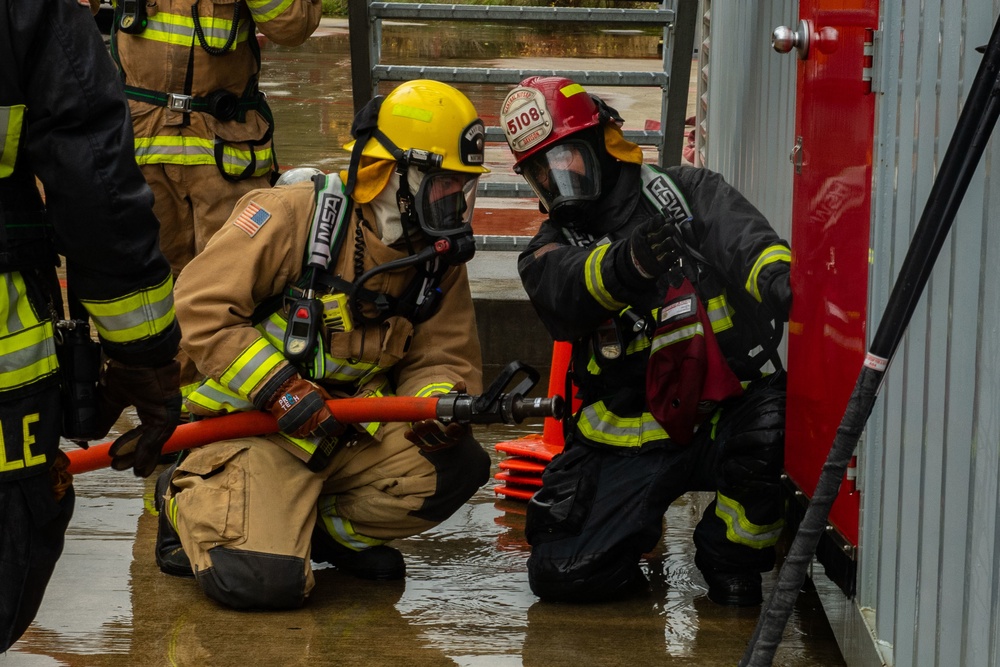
[4,17,845,666]
[4,425,844,667]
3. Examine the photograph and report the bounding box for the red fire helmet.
[500,76,602,168]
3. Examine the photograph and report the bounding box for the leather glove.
[628,217,683,279]
[96,358,182,478]
[265,375,343,440]
[404,381,470,451]
[405,419,470,452]
[50,450,73,503]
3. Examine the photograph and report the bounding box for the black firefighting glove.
[761,265,792,321]
[264,375,344,440]
[628,217,683,280]
[96,358,182,478]
[404,381,471,451]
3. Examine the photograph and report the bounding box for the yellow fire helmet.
[344,79,489,177]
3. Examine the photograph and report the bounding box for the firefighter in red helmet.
[500,76,792,606]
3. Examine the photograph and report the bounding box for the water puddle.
[6,423,843,666]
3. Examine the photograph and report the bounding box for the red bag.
[646,277,743,445]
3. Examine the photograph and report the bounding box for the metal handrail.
[373,65,667,88]
[349,0,696,202]
[369,3,673,25]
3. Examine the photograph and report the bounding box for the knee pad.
[409,435,490,523]
[196,547,306,610]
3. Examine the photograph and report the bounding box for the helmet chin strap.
[394,165,422,257]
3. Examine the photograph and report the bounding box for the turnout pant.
[0,387,74,651]
[525,372,786,602]
[161,420,490,610]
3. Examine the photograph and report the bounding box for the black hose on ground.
[739,16,1000,667]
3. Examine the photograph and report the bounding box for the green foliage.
[322,0,348,16]
[321,1,658,15]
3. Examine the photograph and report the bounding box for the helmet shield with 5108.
[501,77,604,224]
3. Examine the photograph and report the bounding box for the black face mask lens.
[520,139,601,219]
[416,171,479,235]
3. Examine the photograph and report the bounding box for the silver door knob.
[772,20,811,59]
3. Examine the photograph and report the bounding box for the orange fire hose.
[66,396,439,475]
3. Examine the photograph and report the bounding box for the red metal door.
[783,0,878,546]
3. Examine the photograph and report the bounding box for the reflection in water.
[7,424,843,666]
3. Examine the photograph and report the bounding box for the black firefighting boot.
[154,466,194,578]
[701,569,762,606]
[310,524,405,580]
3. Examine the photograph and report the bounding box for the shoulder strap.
[638,164,692,226]
[305,173,352,271]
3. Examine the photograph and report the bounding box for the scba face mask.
[401,166,479,264]
[416,170,479,237]
[519,139,601,225]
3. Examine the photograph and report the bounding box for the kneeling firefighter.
[155,79,492,609]
[500,77,791,606]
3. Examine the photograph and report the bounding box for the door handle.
[772,19,812,59]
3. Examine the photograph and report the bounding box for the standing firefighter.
[110,0,322,279]
[154,80,492,609]
[1,0,181,651]
[500,77,791,606]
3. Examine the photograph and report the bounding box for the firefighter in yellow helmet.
[153,80,491,609]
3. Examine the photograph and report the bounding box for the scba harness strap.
[254,174,447,382]
[638,165,784,373]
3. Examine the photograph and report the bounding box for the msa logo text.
[644,176,688,224]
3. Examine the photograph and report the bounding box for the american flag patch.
[232,201,270,237]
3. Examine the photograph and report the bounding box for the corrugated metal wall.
[696,0,797,241]
[704,0,1000,664]
[863,1,1000,666]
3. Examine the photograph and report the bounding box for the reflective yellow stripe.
[275,431,319,457]
[705,295,734,333]
[247,0,295,22]
[166,496,177,528]
[0,323,59,390]
[1,273,40,335]
[625,335,651,356]
[745,244,791,302]
[715,492,783,548]
[219,338,286,398]
[650,321,703,355]
[0,105,25,178]
[576,401,668,447]
[0,273,59,390]
[128,12,251,50]
[81,275,175,344]
[184,379,254,413]
[414,382,454,398]
[134,136,273,177]
[584,244,626,311]
[317,496,386,550]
